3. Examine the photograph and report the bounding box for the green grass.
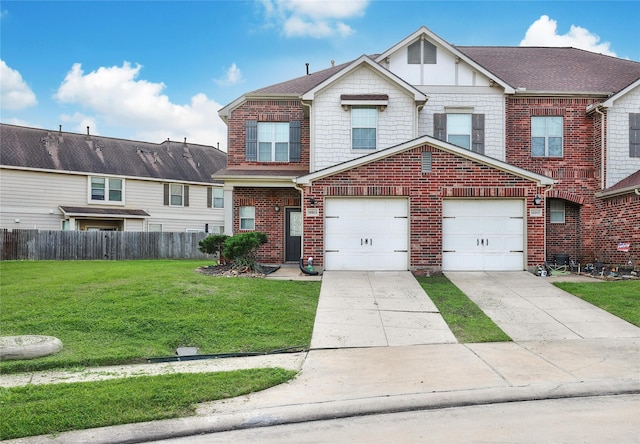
[0,368,296,440]
[553,280,640,327]
[416,274,511,343]
[0,260,321,373]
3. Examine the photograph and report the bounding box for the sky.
[1,0,639,151]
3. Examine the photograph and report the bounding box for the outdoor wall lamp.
[309,197,316,206]
[274,204,281,212]
[533,195,542,206]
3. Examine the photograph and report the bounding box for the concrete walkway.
[310,271,456,348]
[446,271,640,341]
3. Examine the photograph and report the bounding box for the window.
[408,39,437,64]
[630,113,640,157]
[352,107,377,150]
[239,206,255,230]
[550,200,565,223]
[434,113,485,153]
[90,177,123,203]
[258,122,289,162]
[208,187,224,209]
[148,223,162,232]
[246,121,301,162]
[164,183,189,207]
[447,114,472,150]
[532,116,563,157]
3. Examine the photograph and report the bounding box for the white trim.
[295,134,555,187]
[375,26,516,94]
[301,55,428,104]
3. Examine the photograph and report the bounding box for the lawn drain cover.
[176,346,198,356]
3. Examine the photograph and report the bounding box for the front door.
[285,207,302,262]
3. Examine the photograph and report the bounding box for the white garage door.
[325,198,409,271]
[442,199,525,271]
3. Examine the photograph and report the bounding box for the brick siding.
[593,193,640,267]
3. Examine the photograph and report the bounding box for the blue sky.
[1,1,639,150]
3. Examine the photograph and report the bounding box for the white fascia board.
[295,135,555,186]
[601,78,640,108]
[215,177,297,188]
[0,165,217,187]
[375,26,516,94]
[301,55,427,103]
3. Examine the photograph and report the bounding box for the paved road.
[154,395,640,443]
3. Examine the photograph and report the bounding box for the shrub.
[223,232,268,270]
[198,234,229,262]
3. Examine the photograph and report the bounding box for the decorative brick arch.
[547,190,585,205]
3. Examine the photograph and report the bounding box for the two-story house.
[215,26,640,273]
[1,124,227,233]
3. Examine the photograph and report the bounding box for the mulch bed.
[196,263,280,278]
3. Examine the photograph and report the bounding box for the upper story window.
[258,122,289,162]
[89,177,123,204]
[408,39,437,64]
[532,116,563,157]
[630,113,640,158]
[352,107,377,150]
[163,183,189,207]
[434,113,485,154]
[245,120,301,162]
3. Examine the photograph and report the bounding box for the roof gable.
[301,55,427,103]
[295,135,555,186]
[0,124,227,184]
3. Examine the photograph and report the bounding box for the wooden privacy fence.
[0,229,214,261]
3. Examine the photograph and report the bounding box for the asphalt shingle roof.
[0,124,227,184]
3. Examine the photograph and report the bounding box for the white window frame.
[351,107,377,150]
[239,206,255,230]
[169,184,184,207]
[258,122,289,162]
[447,113,472,150]
[532,116,563,157]
[89,177,124,205]
[550,200,565,224]
[212,188,224,208]
[148,223,163,232]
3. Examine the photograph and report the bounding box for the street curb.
[8,379,639,444]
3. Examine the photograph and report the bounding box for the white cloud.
[54,62,227,148]
[0,60,37,110]
[215,63,243,86]
[260,0,368,38]
[520,15,616,56]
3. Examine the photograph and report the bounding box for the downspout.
[594,106,606,190]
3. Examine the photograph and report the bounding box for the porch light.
[309,198,316,206]
[533,195,542,206]
[274,204,281,212]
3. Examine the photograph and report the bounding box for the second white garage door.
[325,198,409,271]
[442,199,525,271]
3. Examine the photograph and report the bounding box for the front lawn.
[553,280,640,326]
[0,260,321,373]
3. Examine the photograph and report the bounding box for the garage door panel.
[442,199,525,271]
[325,198,408,271]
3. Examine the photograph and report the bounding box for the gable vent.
[421,152,432,173]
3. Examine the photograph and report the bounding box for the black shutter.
[163,184,169,206]
[472,114,485,154]
[289,121,301,162]
[630,113,640,157]
[246,120,258,161]
[207,187,212,208]
[184,185,189,207]
[434,113,446,141]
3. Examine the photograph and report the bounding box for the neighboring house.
[215,25,640,273]
[1,124,227,233]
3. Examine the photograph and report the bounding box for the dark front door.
[285,207,302,262]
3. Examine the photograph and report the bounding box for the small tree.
[198,234,229,263]
[222,232,268,271]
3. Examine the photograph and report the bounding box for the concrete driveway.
[445,271,640,341]
[310,271,457,349]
